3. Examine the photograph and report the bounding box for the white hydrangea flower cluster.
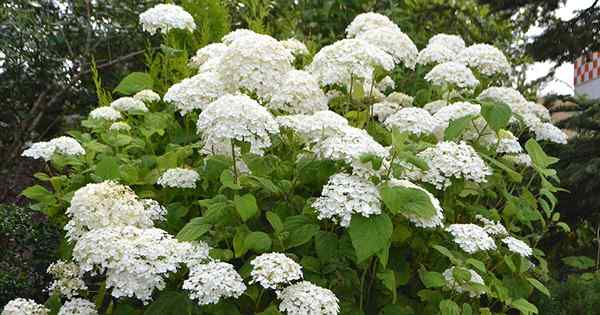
[423,100,448,114]
[47,261,87,298]
[109,122,131,132]
[312,126,388,165]
[181,241,212,266]
[164,71,226,115]
[428,34,466,54]
[417,141,492,190]
[73,226,189,302]
[446,224,497,253]
[221,28,258,45]
[506,153,533,167]
[277,281,340,315]
[356,26,418,69]
[376,76,395,92]
[345,12,399,38]
[1,298,49,315]
[22,136,85,161]
[57,299,97,315]
[475,215,508,236]
[384,107,440,136]
[417,44,456,65]
[133,89,161,103]
[442,267,486,298]
[189,43,229,69]
[280,38,309,57]
[307,39,394,88]
[501,236,533,257]
[496,131,523,154]
[425,62,479,90]
[139,4,196,35]
[156,168,200,189]
[250,253,303,289]
[389,179,444,228]
[216,33,293,100]
[433,102,481,131]
[64,181,157,241]
[140,199,167,221]
[110,97,148,113]
[477,87,527,111]
[89,106,122,121]
[312,173,381,227]
[457,44,511,76]
[197,94,280,155]
[182,261,246,305]
[268,70,329,114]
[372,101,402,122]
[533,123,568,144]
[277,110,349,141]
[387,92,414,106]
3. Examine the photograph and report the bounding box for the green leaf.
[176,218,211,241]
[526,277,550,297]
[146,291,193,315]
[315,231,338,261]
[288,224,320,248]
[510,298,538,314]
[466,258,487,273]
[480,101,512,131]
[234,194,258,222]
[379,185,436,219]
[525,139,559,168]
[21,185,54,203]
[266,211,284,233]
[114,72,153,95]
[482,154,522,182]
[96,156,120,180]
[244,231,272,253]
[439,299,461,315]
[556,222,571,232]
[561,256,595,270]
[419,270,446,288]
[348,214,393,263]
[377,270,397,302]
[445,115,474,141]
[44,294,61,315]
[220,170,242,190]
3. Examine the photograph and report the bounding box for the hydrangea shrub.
[10,6,569,315]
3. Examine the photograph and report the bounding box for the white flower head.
[197,94,280,155]
[65,181,156,241]
[50,136,85,156]
[268,70,328,114]
[189,43,229,68]
[22,141,56,161]
[250,253,303,289]
[312,173,381,227]
[425,62,479,90]
[181,241,212,267]
[110,97,148,113]
[157,168,200,189]
[506,153,533,167]
[89,107,122,121]
[457,44,511,76]
[140,199,167,221]
[478,87,527,111]
[475,215,508,236]
[423,100,448,114]
[384,107,440,136]
[372,101,402,122]
[417,44,456,66]
[356,27,418,69]
[443,267,485,298]
[109,122,131,132]
[216,34,293,100]
[534,122,568,144]
[313,126,388,164]
[446,224,497,253]
[496,131,523,154]
[278,281,340,315]
[428,34,466,54]
[346,12,399,38]
[280,38,309,56]
[418,141,491,190]
[432,101,481,137]
[47,261,87,298]
[57,299,97,315]
[307,39,394,88]
[139,4,196,35]
[501,236,533,257]
[276,110,349,141]
[164,72,226,115]
[221,28,259,45]
[388,179,444,228]
[183,261,246,305]
[377,76,396,92]
[133,89,161,103]
[2,298,49,315]
[73,227,189,303]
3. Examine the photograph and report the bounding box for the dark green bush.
[536,273,600,315]
[0,204,61,306]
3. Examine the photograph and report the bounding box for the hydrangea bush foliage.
[10,5,570,315]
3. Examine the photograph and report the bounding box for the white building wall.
[575,78,600,100]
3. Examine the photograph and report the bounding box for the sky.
[525,0,597,96]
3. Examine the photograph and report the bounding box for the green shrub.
[0,204,60,306]
[536,273,600,315]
